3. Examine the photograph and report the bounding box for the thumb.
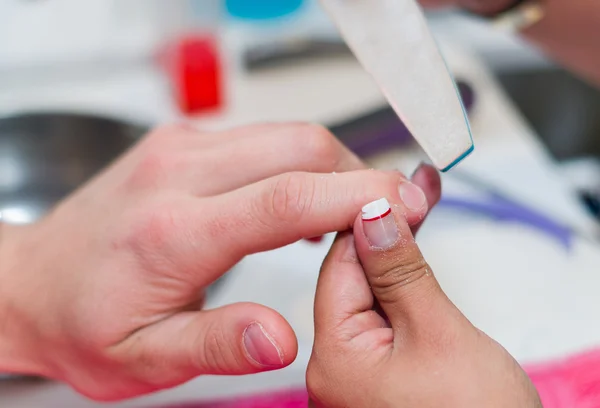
[121,303,297,385]
[354,197,462,330]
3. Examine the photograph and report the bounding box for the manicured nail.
[362,198,399,250]
[399,182,427,211]
[243,323,283,367]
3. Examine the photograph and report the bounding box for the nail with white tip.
[362,198,398,250]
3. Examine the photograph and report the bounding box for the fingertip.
[411,163,442,208]
[369,170,427,226]
[398,181,429,224]
[352,203,414,254]
[190,303,298,374]
[240,305,298,369]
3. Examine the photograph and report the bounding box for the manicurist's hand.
[420,0,600,85]
[0,123,438,401]
[307,195,542,407]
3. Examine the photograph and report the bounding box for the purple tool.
[438,171,573,249]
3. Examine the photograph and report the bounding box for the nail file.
[319,0,474,172]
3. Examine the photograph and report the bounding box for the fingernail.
[243,323,283,367]
[362,198,399,250]
[399,182,427,211]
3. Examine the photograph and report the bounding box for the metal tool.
[320,0,474,171]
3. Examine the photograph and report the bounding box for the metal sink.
[0,112,145,224]
[497,68,600,161]
[0,112,227,319]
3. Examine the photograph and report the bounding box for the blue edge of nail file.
[320,0,474,172]
[443,144,474,173]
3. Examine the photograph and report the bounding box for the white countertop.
[2,9,600,408]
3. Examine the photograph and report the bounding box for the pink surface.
[153,349,600,408]
[157,389,309,408]
[525,348,600,408]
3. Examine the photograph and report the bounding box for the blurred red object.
[161,35,223,114]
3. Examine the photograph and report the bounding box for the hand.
[307,195,542,407]
[0,123,437,401]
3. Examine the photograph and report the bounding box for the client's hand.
[307,196,542,407]
[0,123,437,401]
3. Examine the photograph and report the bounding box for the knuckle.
[149,123,194,141]
[371,254,432,298]
[196,325,238,375]
[201,208,238,243]
[267,172,316,224]
[138,152,169,174]
[139,123,197,153]
[126,152,172,189]
[124,204,179,256]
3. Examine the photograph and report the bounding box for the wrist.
[0,222,48,377]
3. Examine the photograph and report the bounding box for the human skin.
[0,122,439,401]
[306,196,542,408]
[421,0,600,86]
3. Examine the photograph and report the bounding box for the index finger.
[197,170,429,277]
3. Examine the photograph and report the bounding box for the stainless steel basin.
[0,112,145,224]
[0,112,226,307]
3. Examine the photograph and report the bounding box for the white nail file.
[320,0,474,171]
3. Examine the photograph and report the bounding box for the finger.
[139,123,214,152]
[190,123,365,196]
[353,197,458,330]
[313,232,386,341]
[121,303,297,385]
[142,123,284,151]
[410,163,442,234]
[142,122,339,152]
[411,163,442,208]
[192,170,427,282]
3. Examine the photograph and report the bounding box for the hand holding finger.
[186,170,432,285]
[308,188,542,407]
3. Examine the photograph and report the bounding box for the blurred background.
[2,1,600,407]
